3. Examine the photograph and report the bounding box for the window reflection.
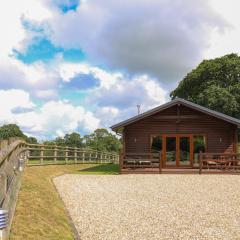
[151,136,162,159]
[193,135,206,166]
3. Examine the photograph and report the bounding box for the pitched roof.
[110,98,240,132]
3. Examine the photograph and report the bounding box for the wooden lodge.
[111,98,240,174]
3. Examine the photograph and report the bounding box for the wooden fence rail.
[26,144,119,166]
[0,137,28,239]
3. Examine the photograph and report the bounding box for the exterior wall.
[124,105,237,154]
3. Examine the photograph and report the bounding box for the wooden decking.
[121,167,240,174]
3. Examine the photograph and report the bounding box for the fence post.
[199,151,202,174]
[89,152,92,163]
[74,147,77,163]
[54,145,57,163]
[82,151,85,163]
[159,152,162,174]
[40,146,44,164]
[119,150,123,174]
[26,145,29,165]
[65,146,68,164]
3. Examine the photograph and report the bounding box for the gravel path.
[54,175,240,240]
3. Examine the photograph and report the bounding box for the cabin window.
[193,135,206,166]
[151,136,162,159]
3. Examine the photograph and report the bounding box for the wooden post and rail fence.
[120,151,240,174]
[0,138,28,239]
[0,138,119,239]
[26,144,119,165]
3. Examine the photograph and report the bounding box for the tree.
[170,53,240,118]
[26,136,38,144]
[54,137,66,146]
[43,140,56,145]
[0,124,25,140]
[84,128,122,153]
[64,132,83,148]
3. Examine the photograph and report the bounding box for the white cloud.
[0,0,60,100]
[0,59,61,99]
[0,89,34,122]
[204,0,240,59]
[0,0,239,139]
[0,0,51,58]
[89,75,167,109]
[59,62,120,89]
[47,0,227,83]
[34,100,100,136]
[0,89,99,139]
[58,62,168,127]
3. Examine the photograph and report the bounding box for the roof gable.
[111,98,240,132]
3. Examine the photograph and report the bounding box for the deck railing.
[120,152,162,173]
[27,144,119,165]
[199,152,240,174]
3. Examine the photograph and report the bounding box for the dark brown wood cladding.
[124,105,237,154]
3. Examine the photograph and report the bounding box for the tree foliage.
[0,123,121,153]
[0,124,38,143]
[64,132,83,148]
[170,53,240,118]
[26,136,38,144]
[84,128,122,152]
[43,129,121,153]
[0,124,26,140]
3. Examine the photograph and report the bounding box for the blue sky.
[15,38,85,64]
[0,0,239,139]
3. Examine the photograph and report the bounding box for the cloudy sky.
[0,0,239,139]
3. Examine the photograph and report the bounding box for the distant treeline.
[0,124,122,153]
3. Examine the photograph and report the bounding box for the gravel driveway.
[54,175,240,240]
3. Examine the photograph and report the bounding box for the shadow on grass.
[78,164,120,175]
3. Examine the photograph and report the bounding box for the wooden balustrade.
[199,152,240,174]
[26,144,119,165]
[122,152,161,170]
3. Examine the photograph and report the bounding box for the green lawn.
[10,163,119,240]
[78,164,119,174]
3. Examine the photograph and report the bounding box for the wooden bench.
[124,158,153,168]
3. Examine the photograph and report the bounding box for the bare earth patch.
[53,175,240,240]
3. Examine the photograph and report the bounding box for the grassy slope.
[10,164,119,240]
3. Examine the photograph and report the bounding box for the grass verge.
[10,163,119,240]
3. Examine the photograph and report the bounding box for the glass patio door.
[165,136,177,166]
[164,135,192,167]
[179,136,191,166]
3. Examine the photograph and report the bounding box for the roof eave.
[110,98,240,131]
